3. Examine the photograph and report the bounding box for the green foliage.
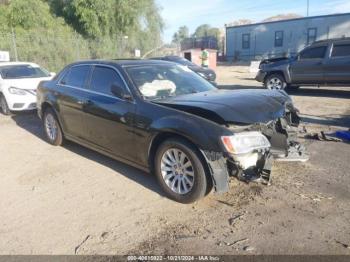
[192,24,220,39]
[48,0,164,52]
[6,0,52,29]
[172,26,189,44]
[0,0,87,71]
[0,0,164,71]
[54,0,114,38]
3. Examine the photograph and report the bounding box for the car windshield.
[126,64,216,100]
[0,64,50,79]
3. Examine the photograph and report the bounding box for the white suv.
[0,62,54,115]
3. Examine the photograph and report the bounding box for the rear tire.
[154,138,209,203]
[0,94,11,115]
[264,74,287,90]
[43,108,64,146]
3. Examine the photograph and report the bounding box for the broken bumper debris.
[203,109,309,193]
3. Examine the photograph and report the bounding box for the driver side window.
[299,46,327,60]
[90,66,127,97]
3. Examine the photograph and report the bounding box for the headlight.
[221,131,271,155]
[8,87,27,95]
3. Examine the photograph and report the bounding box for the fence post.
[11,27,18,61]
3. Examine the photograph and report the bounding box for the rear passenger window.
[60,65,90,88]
[90,66,126,96]
[332,44,350,57]
[299,46,327,60]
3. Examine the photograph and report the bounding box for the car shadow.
[288,87,350,99]
[218,84,350,99]
[301,114,350,128]
[11,111,165,197]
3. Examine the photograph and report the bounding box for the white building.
[225,13,350,61]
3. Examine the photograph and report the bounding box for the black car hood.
[188,65,214,74]
[156,89,292,124]
[187,65,216,81]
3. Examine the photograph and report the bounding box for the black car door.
[323,42,350,84]
[290,45,328,84]
[57,65,92,140]
[83,65,136,162]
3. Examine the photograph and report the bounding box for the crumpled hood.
[157,89,293,124]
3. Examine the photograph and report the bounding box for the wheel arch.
[264,70,286,82]
[148,132,213,192]
[40,101,65,134]
[41,101,54,117]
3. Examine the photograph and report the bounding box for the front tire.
[0,94,11,115]
[43,108,64,146]
[264,74,287,90]
[154,138,209,203]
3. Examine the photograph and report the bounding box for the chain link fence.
[0,31,139,72]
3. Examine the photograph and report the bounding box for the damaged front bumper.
[201,149,274,193]
[201,106,309,193]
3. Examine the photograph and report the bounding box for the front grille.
[13,103,24,109]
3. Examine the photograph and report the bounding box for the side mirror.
[50,72,56,77]
[111,83,132,100]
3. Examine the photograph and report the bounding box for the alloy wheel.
[45,113,58,141]
[160,148,194,195]
[267,77,283,90]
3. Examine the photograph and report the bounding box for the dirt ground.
[0,65,349,255]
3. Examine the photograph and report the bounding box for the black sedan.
[37,60,307,203]
[150,56,216,84]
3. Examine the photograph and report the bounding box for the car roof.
[0,61,40,67]
[312,37,350,45]
[68,59,176,68]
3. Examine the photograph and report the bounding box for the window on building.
[332,44,350,57]
[275,31,284,47]
[307,28,317,45]
[60,65,91,88]
[299,46,327,60]
[242,33,250,49]
[90,66,126,96]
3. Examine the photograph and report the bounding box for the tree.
[172,26,189,44]
[192,24,220,39]
[0,0,90,71]
[47,0,114,39]
[47,0,164,55]
[0,0,164,68]
[227,19,253,27]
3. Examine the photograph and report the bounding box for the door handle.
[78,99,93,105]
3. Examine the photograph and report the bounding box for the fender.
[146,110,233,193]
[37,85,65,132]
[149,112,232,153]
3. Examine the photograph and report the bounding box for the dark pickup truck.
[256,38,350,90]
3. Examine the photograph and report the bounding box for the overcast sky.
[157,0,350,42]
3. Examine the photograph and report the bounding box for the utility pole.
[11,26,18,61]
[307,0,310,17]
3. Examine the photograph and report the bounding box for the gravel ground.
[0,65,349,255]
